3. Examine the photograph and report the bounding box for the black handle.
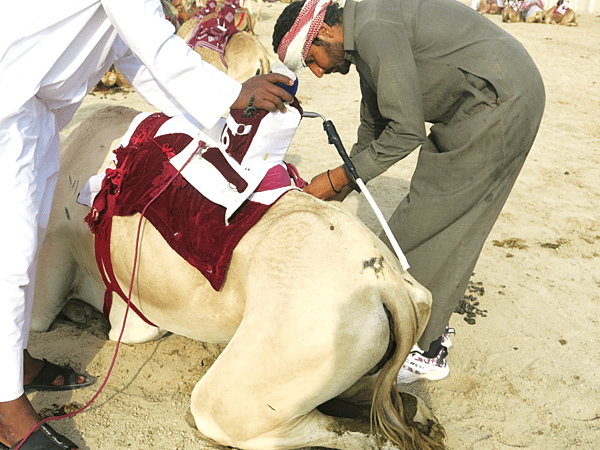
[322,120,361,192]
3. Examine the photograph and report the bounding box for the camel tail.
[370,287,448,450]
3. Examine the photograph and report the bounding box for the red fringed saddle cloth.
[186,0,241,68]
[85,113,289,324]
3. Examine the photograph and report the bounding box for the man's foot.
[23,351,94,393]
[396,345,450,384]
[0,395,40,448]
[1,423,78,450]
[0,395,79,449]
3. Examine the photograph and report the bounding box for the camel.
[180,0,262,30]
[96,26,269,91]
[199,6,257,34]
[97,0,263,90]
[520,0,545,22]
[97,65,132,90]
[176,17,271,82]
[544,0,578,25]
[502,1,521,22]
[478,0,503,14]
[177,0,271,82]
[194,0,263,22]
[31,105,447,450]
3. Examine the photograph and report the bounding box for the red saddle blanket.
[85,112,278,292]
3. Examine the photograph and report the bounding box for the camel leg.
[187,197,439,449]
[190,278,393,449]
[105,291,168,343]
[30,233,76,331]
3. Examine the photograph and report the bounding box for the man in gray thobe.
[273,0,545,383]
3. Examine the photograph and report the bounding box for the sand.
[27,3,599,449]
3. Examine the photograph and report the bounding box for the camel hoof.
[399,392,447,444]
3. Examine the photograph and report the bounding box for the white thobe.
[0,0,242,401]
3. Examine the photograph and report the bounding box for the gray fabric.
[342,0,545,349]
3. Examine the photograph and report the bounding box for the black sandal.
[2,424,78,450]
[24,360,95,393]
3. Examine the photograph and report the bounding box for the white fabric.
[171,136,264,222]
[0,0,242,401]
[78,114,226,208]
[0,98,59,401]
[525,3,544,18]
[0,0,241,131]
[80,104,302,223]
[171,105,302,222]
[248,177,296,205]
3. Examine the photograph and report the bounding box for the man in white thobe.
[0,0,293,448]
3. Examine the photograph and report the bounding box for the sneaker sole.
[396,366,450,384]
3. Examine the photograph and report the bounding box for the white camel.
[31,105,446,450]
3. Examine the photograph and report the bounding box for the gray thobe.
[342,0,545,350]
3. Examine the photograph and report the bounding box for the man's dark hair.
[272,1,344,54]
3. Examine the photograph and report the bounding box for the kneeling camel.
[32,105,446,450]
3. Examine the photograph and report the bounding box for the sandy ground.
[27,2,599,449]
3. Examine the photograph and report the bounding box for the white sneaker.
[441,327,455,349]
[396,345,450,384]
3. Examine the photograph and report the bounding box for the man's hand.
[231,73,294,113]
[303,165,353,202]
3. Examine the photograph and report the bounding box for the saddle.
[85,102,305,324]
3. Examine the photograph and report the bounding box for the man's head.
[273,0,350,77]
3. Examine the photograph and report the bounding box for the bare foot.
[0,395,79,449]
[0,394,41,447]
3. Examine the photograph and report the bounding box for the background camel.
[544,0,579,25]
[502,2,521,22]
[176,18,271,82]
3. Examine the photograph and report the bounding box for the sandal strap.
[28,360,80,387]
[10,424,77,450]
[25,359,94,393]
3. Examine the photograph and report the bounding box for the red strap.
[202,147,249,192]
[94,217,158,328]
[89,112,172,329]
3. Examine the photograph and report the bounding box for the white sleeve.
[114,46,201,126]
[102,0,241,129]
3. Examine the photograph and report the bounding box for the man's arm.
[104,0,292,129]
[350,76,390,166]
[304,20,426,201]
[348,20,427,183]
